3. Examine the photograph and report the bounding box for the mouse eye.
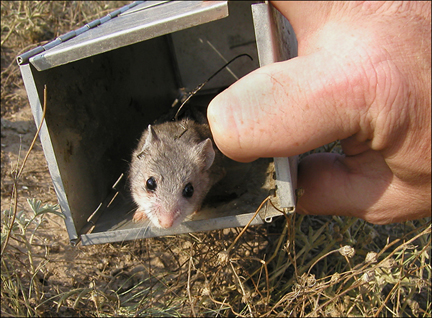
[146,177,157,192]
[182,183,194,198]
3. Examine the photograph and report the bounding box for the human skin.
[207,1,431,224]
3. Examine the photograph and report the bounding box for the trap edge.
[18,1,298,246]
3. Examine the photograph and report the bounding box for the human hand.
[207,1,431,224]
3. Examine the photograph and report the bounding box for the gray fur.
[129,117,225,228]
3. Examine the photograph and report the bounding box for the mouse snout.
[157,212,177,229]
[159,217,173,229]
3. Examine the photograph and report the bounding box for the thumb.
[207,48,368,162]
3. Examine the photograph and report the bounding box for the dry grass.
[1,1,431,317]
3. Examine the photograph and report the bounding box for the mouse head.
[130,124,215,228]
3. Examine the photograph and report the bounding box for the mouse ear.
[196,138,215,171]
[139,125,159,154]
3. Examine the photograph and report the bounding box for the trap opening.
[18,1,298,245]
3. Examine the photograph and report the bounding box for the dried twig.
[1,85,47,257]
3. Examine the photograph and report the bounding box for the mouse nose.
[158,216,174,229]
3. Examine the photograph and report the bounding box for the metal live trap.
[18,1,298,245]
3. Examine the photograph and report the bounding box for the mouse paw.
[192,205,202,215]
[133,209,148,222]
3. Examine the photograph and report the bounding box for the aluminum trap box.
[18,1,298,245]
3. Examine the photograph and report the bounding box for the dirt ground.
[1,82,86,276]
[0,44,107,317]
[0,1,93,301]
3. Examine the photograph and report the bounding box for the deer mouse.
[129,54,253,229]
[129,115,225,229]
